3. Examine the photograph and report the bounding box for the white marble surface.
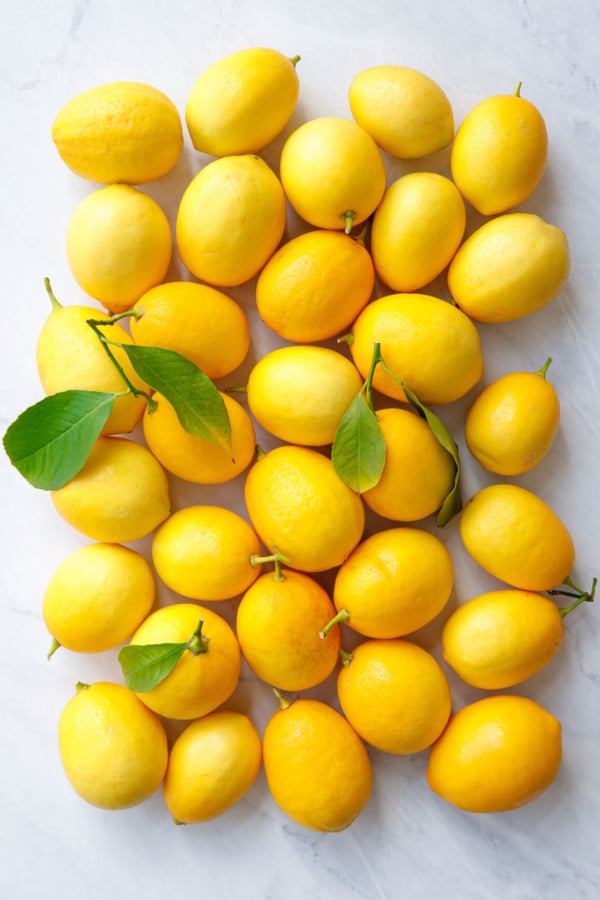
[1,1,599,897]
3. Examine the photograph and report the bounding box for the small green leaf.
[332,393,386,493]
[118,642,187,693]
[119,344,231,451]
[2,390,115,490]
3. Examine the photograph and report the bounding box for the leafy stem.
[250,547,290,581]
[86,316,157,412]
[548,575,597,617]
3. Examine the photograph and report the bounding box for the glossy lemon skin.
[447,213,570,323]
[451,92,548,215]
[371,172,466,292]
[459,484,575,591]
[349,65,453,159]
[427,695,562,813]
[52,81,183,184]
[263,699,373,832]
[186,48,299,156]
[442,589,565,690]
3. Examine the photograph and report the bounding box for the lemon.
[43,543,155,655]
[244,445,365,573]
[459,484,575,591]
[58,682,168,810]
[131,281,250,380]
[465,360,560,475]
[51,81,183,184]
[333,527,454,638]
[236,567,341,691]
[279,116,386,231]
[256,229,374,342]
[447,212,570,323]
[442,589,565,689]
[186,48,300,156]
[176,155,286,287]
[426,695,562,812]
[51,436,170,543]
[151,505,261,601]
[362,408,455,522]
[66,185,172,313]
[349,65,454,159]
[143,391,256,484]
[163,711,262,824]
[350,293,483,405]
[263,698,373,832]
[451,87,548,215]
[247,345,363,446]
[370,172,466,292]
[36,301,146,435]
[128,603,241,720]
[337,639,451,755]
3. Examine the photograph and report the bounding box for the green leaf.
[398,381,462,527]
[332,393,386,493]
[118,642,187,693]
[2,390,115,490]
[119,344,231,452]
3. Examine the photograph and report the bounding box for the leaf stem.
[86,318,157,411]
[363,341,383,412]
[549,575,597,617]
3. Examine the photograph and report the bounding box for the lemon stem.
[342,211,356,234]
[337,332,354,346]
[363,341,384,412]
[319,608,351,639]
[47,637,61,660]
[187,618,210,655]
[86,318,158,412]
[255,444,267,461]
[514,81,522,97]
[250,548,290,581]
[225,384,248,393]
[339,648,354,667]
[289,55,301,67]
[548,575,597,617]
[75,682,90,693]
[44,277,62,310]
[354,217,372,248]
[273,687,291,711]
[537,357,553,379]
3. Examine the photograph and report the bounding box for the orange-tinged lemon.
[459,484,575,591]
[263,698,373,832]
[128,603,241,721]
[337,639,451,755]
[427,695,562,812]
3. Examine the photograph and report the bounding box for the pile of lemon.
[31,48,591,830]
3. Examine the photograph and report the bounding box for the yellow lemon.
[143,391,256,484]
[58,682,168,810]
[350,293,483,405]
[337,639,451,755]
[464,359,560,475]
[362,408,455,522]
[247,345,362,446]
[263,697,373,832]
[442,589,566,690]
[66,185,172,313]
[128,603,241,720]
[459,484,575,591]
[451,88,548,215]
[244,445,365,573]
[447,213,570,323]
[186,48,300,156]
[163,711,262,824]
[131,281,250,380]
[349,65,454,158]
[427,695,562,812]
[255,229,374,342]
[51,81,183,184]
[236,567,341,691]
[333,527,454,638]
[151,505,261,601]
[176,154,286,287]
[280,116,386,231]
[370,172,465,291]
[36,299,146,435]
[51,436,170,543]
[43,543,155,655]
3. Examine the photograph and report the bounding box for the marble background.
[1,0,599,898]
